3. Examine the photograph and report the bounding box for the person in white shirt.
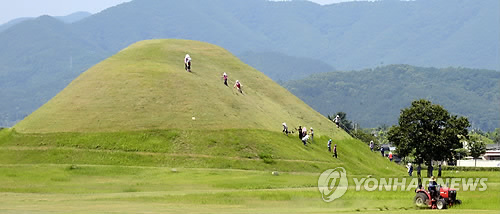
[184,54,192,72]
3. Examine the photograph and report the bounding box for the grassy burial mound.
[4,39,400,175]
[15,39,341,134]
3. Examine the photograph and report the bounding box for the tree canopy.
[387,99,469,177]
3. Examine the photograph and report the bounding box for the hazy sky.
[0,0,361,25]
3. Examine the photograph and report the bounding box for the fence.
[457,160,500,167]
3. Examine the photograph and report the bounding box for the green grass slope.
[15,39,342,135]
[7,39,401,176]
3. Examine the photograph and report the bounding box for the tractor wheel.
[414,192,428,207]
[436,199,448,209]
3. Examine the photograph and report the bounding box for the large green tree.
[388,99,469,177]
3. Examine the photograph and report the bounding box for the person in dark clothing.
[438,164,442,177]
[428,176,438,198]
[417,164,421,177]
[282,122,288,136]
[429,165,434,177]
[407,163,413,176]
[417,177,423,189]
[333,144,338,158]
[298,126,303,140]
[380,147,384,157]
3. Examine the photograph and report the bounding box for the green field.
[2,40,498,213]
[1,128,498,213]
[0,164,498,213]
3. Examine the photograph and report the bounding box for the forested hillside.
[284,65,500,131]
[238,51,335,82]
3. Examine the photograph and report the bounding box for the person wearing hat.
[233,80,242,93]
[428,176,438,198]
[221,72,228,86]
[184,54,192,72]
[334,114,340,128]
[406,163,413,176]
[282,122,288,136]
[333,144,338,158]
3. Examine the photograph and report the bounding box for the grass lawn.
[0,165,498,214]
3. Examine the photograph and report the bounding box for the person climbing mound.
[233,80,243,93]
[302,134,309,146]
[184,54,192,72]
[334,114,340,128]
[298,126,303,140]
[221,72,228,86]
[333,144,338,158]
[282,122,288,136]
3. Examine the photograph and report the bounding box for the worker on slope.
[282,122,288,136]
[302,134,309,146]
[221,72,228,86]
[233,80,242,93]
[184,54,192,72]
[334,114,340,128]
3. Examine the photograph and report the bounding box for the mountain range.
[0,0,498,129]
[0,11,92,32]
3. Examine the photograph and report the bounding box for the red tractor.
[414,184,461,209]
